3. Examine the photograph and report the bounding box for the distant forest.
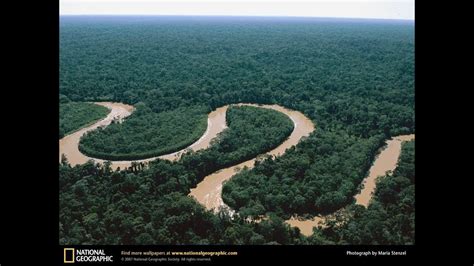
[59,16,414,244]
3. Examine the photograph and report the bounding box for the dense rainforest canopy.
[60,105,298,244]
[59,138,414,245]
[222,130,385,217]
[59,16,414,244]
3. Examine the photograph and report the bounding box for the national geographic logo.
[64,248,114,263]
[64,248,75,263]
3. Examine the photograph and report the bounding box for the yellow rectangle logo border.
[64,248,75,263]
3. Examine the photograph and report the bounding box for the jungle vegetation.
[313,140,416,244]
[59,16,414,244]
[59,140,414,245]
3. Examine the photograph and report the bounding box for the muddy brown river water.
[60,102,414,237]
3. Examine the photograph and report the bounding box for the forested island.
[79,104,209,160]
[59,16,414,245]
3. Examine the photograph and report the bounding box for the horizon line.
[59,14,414,21]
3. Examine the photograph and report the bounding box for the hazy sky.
[60,0,414,20]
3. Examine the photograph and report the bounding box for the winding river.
[59,102,227,169]
[188,103,315,213]
[59,102,414,237]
